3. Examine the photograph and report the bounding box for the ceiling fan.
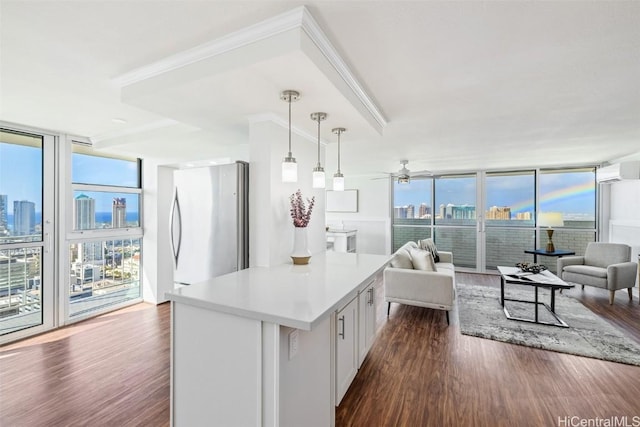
[374,160,433,184]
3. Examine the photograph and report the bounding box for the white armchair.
[384,242,455,324]
[557,242,637,304]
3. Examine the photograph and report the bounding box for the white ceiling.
[1,1,639,175]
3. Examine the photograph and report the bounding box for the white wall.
[325,176,390,255]
[249,120,326,267]
[607,180,640,266]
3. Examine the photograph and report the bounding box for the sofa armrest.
[383,267,454,307]
[438,251,453,263]
[607,262,638,291]
[557,256,584,273]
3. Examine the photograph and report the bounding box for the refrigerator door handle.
[170,190,182,267]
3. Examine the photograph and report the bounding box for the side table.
[524,249,576,264]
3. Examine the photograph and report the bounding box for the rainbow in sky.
[509,180,595,214]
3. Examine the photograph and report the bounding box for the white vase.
[291,227,312,265]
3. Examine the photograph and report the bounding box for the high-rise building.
[394,206,408,219]
[486,206,511,220]
[13,200,36,235]
[74,195,103,262]
[516,212,532,220]
[112,198,126,228]
[0,194,8,235]
[443,203,476,220]
[74,194,95,230]
[406,204,415,219]
[418,203,431,219]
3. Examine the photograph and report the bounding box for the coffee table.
[497,266,575,328]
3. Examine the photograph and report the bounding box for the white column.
[249,119,326,267]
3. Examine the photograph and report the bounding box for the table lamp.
[538,212,564,252]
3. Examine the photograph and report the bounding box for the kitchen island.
[165,251,389,427]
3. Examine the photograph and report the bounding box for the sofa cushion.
[418,238,440,263]
[435,262,455,271]
[409,248,436,271]
[390,247,413,269]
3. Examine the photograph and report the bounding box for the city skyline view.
[0,142,139,218]
[393,171,596,219]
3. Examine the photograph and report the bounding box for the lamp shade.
[538,212,564,228]
[333,174,345,191]
[282,160,297,182]
[313,169,325,188]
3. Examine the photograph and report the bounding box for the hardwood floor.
[0,273,638,426]
[336,272,640,426]
[0,303,171,427]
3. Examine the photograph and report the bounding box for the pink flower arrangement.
[289,189,315,228]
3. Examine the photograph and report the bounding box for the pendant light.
[310,112,327,188]
[281,90,300,182]
[332,127,346,191]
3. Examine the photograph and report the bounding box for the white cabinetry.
[358,280,376,367]
[335,278,379,405]
[335,295,358,405]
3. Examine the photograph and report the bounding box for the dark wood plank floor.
[0,273,638,426]
[0,303,171,427]
[336,272,640,426]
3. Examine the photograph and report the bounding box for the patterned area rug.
[457,283,640,366]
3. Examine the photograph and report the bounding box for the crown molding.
[113,6,386,132]
[298,7,387,131]
[112,7,306,88]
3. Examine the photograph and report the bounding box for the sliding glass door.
[0,129,55,340]
[391,168,596,273]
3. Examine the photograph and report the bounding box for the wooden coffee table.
[497,266,575,328]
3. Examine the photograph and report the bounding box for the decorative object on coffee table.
[515,262,547,274]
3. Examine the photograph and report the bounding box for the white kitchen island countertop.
[165,251,390,330]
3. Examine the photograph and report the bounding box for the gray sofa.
[384,241,455,324]
[557,242,637,304]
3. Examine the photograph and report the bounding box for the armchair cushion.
[563,265,608,279]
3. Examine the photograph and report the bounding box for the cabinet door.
[335,296,358,405]
[358,282,376,367]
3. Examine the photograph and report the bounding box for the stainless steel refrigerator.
[170,161,249,286]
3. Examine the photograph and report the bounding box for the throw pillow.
[409,248,436,271]
[390,247,413,269]
[418,238,440,263]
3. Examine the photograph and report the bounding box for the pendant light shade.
[310,112,327,189]
[332,127,346,191]
[281,90,300,182]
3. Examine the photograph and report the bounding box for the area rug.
[457,283,640,366]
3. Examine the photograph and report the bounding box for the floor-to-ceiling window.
[66,143,143,320]
[537,168,596,273]
[392,178,432,249]
[0,125,144,344]
[391,167,597,273]
[0,129,54,339]
[484,171,535,270]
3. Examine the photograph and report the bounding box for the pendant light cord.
[288,97,292,157]
[337,130,341,173]
[317,117,321,166]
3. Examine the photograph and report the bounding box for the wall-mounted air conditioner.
[596,161,640,183]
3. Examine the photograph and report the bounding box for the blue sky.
[394,171,596,215]
[0,143,139,214]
